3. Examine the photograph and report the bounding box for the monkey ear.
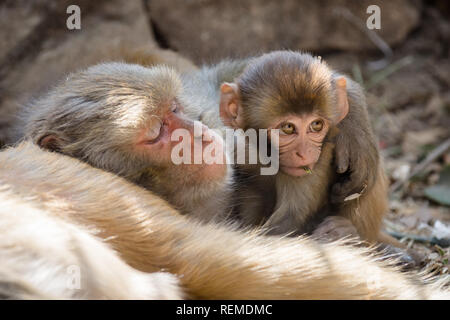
[334,77,349,124]
[219,82,245,128]
[38,134,62,152]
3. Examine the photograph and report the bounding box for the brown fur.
[213,51,387,243]
[236,52,336,128]
[0,142,448,299]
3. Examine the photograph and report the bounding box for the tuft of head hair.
[23,63,182,176]
[237,51,335,129]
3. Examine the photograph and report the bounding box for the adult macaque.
[186,51,388,244]
[23,63,231,223]
[180,53,377,206]
[0,142,447,299]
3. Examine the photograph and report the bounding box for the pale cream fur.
[0,142,448,299]
[0,186,182,300]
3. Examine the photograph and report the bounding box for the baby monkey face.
[270,113,330,177]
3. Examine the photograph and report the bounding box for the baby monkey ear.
[219,82,245,128]
[38,134,63,152]
[334,77,350,124]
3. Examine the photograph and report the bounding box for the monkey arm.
[330,75,380,204]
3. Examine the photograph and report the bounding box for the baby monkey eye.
[309,120,324,132]
[280,122,295,135]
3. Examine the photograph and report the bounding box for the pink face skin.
[135,100,227,182]
[271,113,330,177]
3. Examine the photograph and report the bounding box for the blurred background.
[0,0,449,272]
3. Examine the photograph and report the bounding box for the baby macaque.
[181,51,387,244]
[221,51,387,241]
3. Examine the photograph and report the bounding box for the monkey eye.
[309,120,324,132]
[280,122,295,135]
[146,118,163,142]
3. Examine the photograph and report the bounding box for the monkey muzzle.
[280,165,314,177]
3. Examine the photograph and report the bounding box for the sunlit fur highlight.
[0,142,448,299]
[236,51,336,129]
[0,184,182,300]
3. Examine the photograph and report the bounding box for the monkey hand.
[312,216,361,243]
[331,126,379,204]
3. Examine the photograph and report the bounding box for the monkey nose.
[295,151,305,159]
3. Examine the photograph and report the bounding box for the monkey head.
[219,51,349,177]
[26,63,228,193]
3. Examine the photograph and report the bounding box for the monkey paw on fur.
[312,216,361,243]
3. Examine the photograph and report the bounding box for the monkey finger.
[312,216,360,242]
[334,149,350,174]
[334,137,350,174]
[330,179,366,204]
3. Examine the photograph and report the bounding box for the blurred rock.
[0,0,46,63]
[402,128,446,156]
[370,66,440,111]
[147,0,421,63]
[432,221,450,239]
[401,7,450,58]
[430,60,450,88]
[0,0,157,145]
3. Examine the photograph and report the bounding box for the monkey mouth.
[302,166,312,174]
[280,165,313,177]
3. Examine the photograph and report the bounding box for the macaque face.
[220,71,349,178]
[270,113,330,177]
[134,99,227,182]
[32,64,229,193]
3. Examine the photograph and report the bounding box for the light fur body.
[0,183,181,300]
[0,142,448,299]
